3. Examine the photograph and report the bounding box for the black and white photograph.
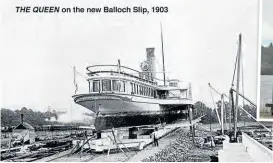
[259,0,273,121]
[0,0,272,162]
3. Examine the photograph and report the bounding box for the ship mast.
[160,23,166,86]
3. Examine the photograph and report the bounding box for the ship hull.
[94,111,188,130]
[73,93,192,130]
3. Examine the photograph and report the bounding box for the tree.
[193,101,218,124]
[1,107,57,127]
[193,100,256,125]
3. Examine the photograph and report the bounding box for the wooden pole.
[160,23,166,86]
[221,94,224,135]
[8,132,11,153]
[210,109,212,135]
[208,83,221,126]
[111,128,129,158]
[238,106,272,133]
[231,88,256,107]
[188,106,195,144]
[224,103,228,132]
[68,141,80,156]
[234,34,242,139]
[229,89,234,132]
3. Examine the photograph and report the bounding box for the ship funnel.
[146,48,156,80]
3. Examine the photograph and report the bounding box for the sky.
[262,0,273,46]
[0,0,260,122]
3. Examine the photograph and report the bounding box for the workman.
[153,127,159,147]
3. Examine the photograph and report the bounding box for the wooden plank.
[36,149,73,162]
[5,144,71,161]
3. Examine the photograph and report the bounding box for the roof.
[14,122,34,130]
[156,86,187,91]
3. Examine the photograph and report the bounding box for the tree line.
[1,107,94,128]
[193,100,256,124]
[1,107,58,127]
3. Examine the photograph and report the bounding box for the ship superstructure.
[73,47,193,130]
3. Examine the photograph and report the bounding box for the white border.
[257,0,262,120]
[257,0,273,121]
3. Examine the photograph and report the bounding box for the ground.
[51,122,261,162]
[56,125,221,162]
[139,126,221,162]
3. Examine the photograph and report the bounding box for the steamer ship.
[72,29,194,130]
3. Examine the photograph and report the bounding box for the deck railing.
[86,65,156,85]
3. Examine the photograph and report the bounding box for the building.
[12,114,36,144]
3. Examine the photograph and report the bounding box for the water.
[260,75,273,116]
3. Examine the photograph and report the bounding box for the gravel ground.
[141,125,221,162]
[128,127,189,162]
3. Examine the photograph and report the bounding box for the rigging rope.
[73,66,78,94]
[72,66,89,94]
[72,66,88,80]
[76,71,88,79]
